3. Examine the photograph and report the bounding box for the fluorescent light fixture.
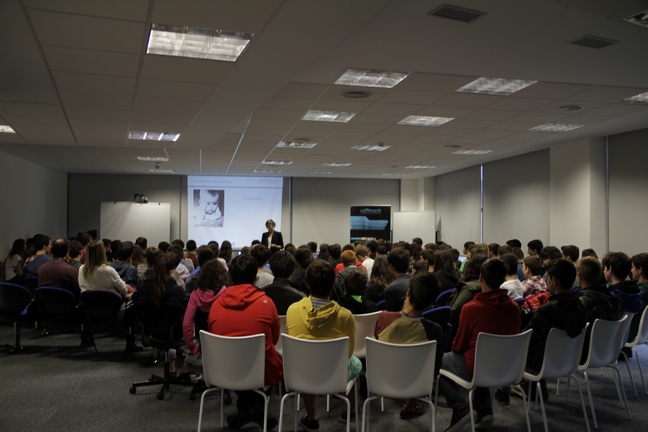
[137,156,169,162]
[302,110,356,123]
[254,169,281,173]
[456,77,537,96]
[307,171,333,175]
[625,91,648,103]
[381,173,404,177]
[406,165,436,169]
[147,23,252,62]
[149,169,175,174]
[334,69,409,88]
[529,123,585,133]
[0,125,16,133]
[261,160,292,166]
[397,116,454,127]
[322,162,352,167]
[453,149,493,155]
[129,131,180,142]
[276,141,317,149]
[351,144,391,152]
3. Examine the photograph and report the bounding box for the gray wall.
[0,151,67,258]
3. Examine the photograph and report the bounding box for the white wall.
[0,151,67,257]
[435,165,481,247]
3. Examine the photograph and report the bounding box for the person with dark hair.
[373,271,445,420]
[131,245,146,276]
[506,239,522,249]
[135,236,147,251]
[109,241,138,286]
[317,243,330,262]
[38,238,80,299]
[185,239,198,268]
[4,238,26,283]
[500,253,524,300]
[77,233,92,264]
[290,247,313,296]
[384,248,412,312]
[250,244,274,289]
[307,241,318,254]
[68,240,84,270]
[171,239,185,249]
[286,260,361,429]
[364,255,395,303]
[561,245,580,263]
[521,256,548,298]
[109,239,122,262]
[168,244,190,284]
[263,251,305,315]
[184,246,217,293]
[261,219,284,254]
[437,259,521,431]
[539,246,562,268]
[631,253,648,303]
[218,240,233,266]
[376,244,389,257]
[86,229,98,241]
[158,241,170,253]
[355,244,373,279]
[180,259,229,382]
[459,241,476,273]
[581,248,598,259]
[328,243,342,268]
[137,247,163,288]
[527,240,544,257]
[23,234,52,278]
[603,252,643,317]
[431,250,460,292]
[411,237,423,247]
[487,243,500,259]
[366,240,378,259]
[511,247,525,281]
[497,245,512,257]
[208,254,283,430]
[448,253,489,326]
[337,269,376,315]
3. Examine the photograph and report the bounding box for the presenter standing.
[261,219,284,254]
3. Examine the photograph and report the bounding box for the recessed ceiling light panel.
[625,91,648,103]
[149,169,175,174]
[147,23,253,62]
[398,116,454,127]
[406,165,436,169]
[624,10,648,28]
[129,131,180,142]
[457,77,537,96]
[261,160,292,166]
[302,110,356,123]
[322,162,352,167]
[335,69,409,88]
[351,144,391,152]
[529,123,585,133]
[307,171,333,175]
[254,169,281,173]
[428,5,486,23]
[137,156,169,162]
[453,149,493,155]
[276,141,317,149]
[0,125,16,133]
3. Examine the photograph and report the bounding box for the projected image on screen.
[187,176,283,248]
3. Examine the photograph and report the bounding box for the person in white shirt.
[355,244,374,280]
[500,253,524,300]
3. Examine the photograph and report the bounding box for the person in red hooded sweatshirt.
[208,254,283,431]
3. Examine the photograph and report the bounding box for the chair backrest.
[275,315,287,355]
[472,329,533,388]
[375,299,385,310]
[618,312,636,350]
[34,287,77,325]
[199,330,266,391]
[281,334,349,395]
[365,337,437,399]
[583,316,627,369]
[538,324,589,379]
[0,282,32,321]
[435,289,454,306]
[422,306,451,328]
[353,311,382,358]
[24,276,39,295]
[81,290,123,327]
[628,307,648,347]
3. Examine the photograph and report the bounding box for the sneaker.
[474,412,494,430]
[339,409,356,423]
[494,388,510,405]
[445,406,472,432]
[400,403,425,420]
[180,370,202,383]
[512,379,548,402]
[299,415,320,431]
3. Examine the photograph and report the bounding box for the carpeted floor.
[0,323,645,432]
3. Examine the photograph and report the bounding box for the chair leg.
[512,383,531,432]
[583,371,598,430]
[618,351,638,397]
[468,390,476,432]
[610,366,632,419]
[634,348,648,395]
[571,375,591,432]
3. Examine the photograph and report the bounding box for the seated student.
[131,245,147,277]
[185,239,199,269]
[286,260,361,429]
[23,234,52,278]
[521,256,547,297]
[335,250,366,288]
[209,254,282,431]
[184,246,216,293]
[631,253,648,305]
[384,248,412,312]
[4,238,26,284]
[290,247,314,296]
[251,244,274,289]
[373,271,445,420]
[168,244,190,284]
[263,250,305,315]
[137,247,162,288]
[364,256,395,303]
[337,270,376,315]
[487,243,500,259]
[603,252,643,315]
[512,247,525,281]
[500,253,524,300]
[109,241,138,286]
[334,248,367,276]
[67,240,83,270]
[428,250,460,292]
[37,238,81,299]
[327,243,342,268]
[519,259,588,400]
[448,252,488,326]
[180,259,228,382]
[355,244,373,279]
[527,239,544,257]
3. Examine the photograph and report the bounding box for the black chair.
[23,276,39,295]
[0,282,33,353]
[80,290,124,352]
[422,305,452,350]
[34,287,77,333]
[129,302,193,400]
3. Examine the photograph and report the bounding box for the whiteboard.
[392,211,436,244]
[100,202,171,246]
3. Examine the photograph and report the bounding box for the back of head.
[77,233,91,247]
[341,250,356,267]
[412,259,428,273]
[186,239,197,252]
[480,258,507,290]
[197,259,229,292]
[172,239,185,249]
[632,253,648,280]
[527,239,544,253]
[152,253,176,305]
[388,247,411,274]
[294,247,314,269]
[269,250,296,279]
[501,253,519,276]
[462,252,488,282]
[602,251,631,280]
[250,244,271,268]
[305,260,335,298]
[581,248,598,259]
[539,246,562,262]
[328,244,342,260]
[110,239,122,255]
[463,241,476,251]
[84,240,107,276]
[158,241,170,252]
[366,240,378,254]
[33,234,51,251]
[284,243,296,255]
[230,254,258,285]
[51,238,69,259]
[307,241,318,253]
[197,246,216,267]
[412,237,423,246]
[219,240,232,261]
[488,243,500,256]
[117,241,134,261]
[167,244,184,267]
[146,247,162,268]
[408,271,440,311]
[355,244,368,259]
[131,245,145,266]
[561,245,580,262]
[546,258,576,291]
[497,245,512,256]
[135,236,148,250]
[506,239,522,248]
[512,247,524,260]
[433,250,455,275]
[343,269,368,296]
[69,240,83,259]
[577,257,602,287]
[523,255,544,276]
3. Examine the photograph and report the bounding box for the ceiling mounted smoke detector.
[341,91,372,99]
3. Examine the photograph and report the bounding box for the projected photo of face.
[193,189,224,227]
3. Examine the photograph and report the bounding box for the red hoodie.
[453,288,521,375]
[208,283,283,386]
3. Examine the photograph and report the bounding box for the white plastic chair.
[577,316,631,429]
[435,329,533,432]
[622,307,648,395]
[524,325,591,432]
[278,334,359,432]
[362,338,437,432]
[353,311,382,359]
[197,331,269,432]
